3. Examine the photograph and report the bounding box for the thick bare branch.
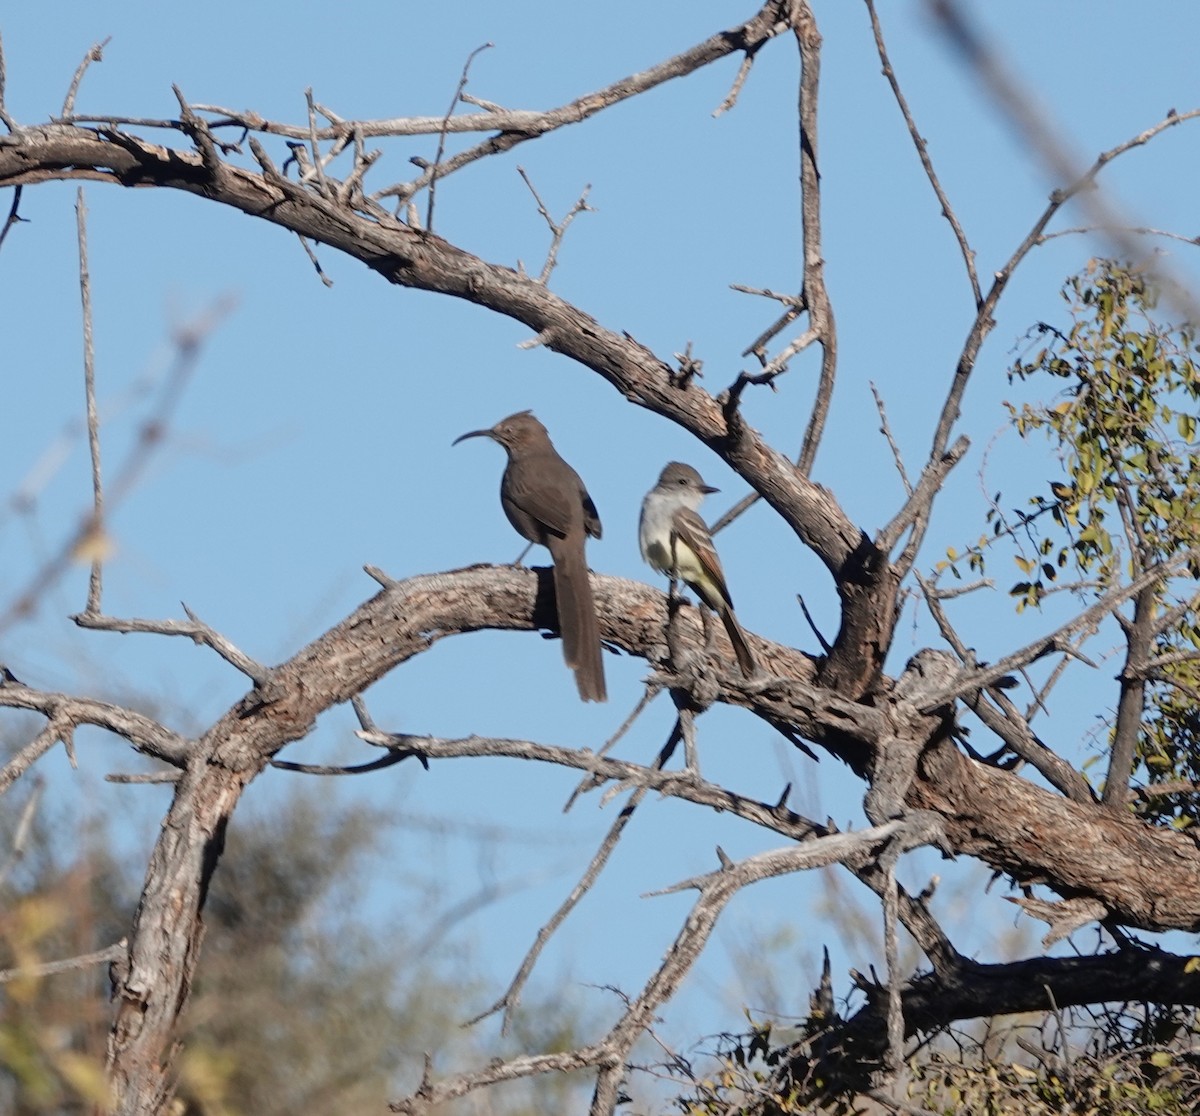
[75,545,1200,1106]
[963,688,1094,804]
[773,946,1200,1101]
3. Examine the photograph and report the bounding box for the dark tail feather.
[720,606,757,678]
[550,536,607,702]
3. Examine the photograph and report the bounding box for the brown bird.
[454,411,607,702]
[639,461,756,677]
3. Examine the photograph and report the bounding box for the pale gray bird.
[454,411,607,702]
[639,461,756,676]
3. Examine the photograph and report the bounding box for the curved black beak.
[452,427,495,446]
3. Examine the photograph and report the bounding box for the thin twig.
[852,858,964,975]
[356,730,824,844]
[76,188,104,613]
[871,382,913,497]
[796,594,833,655]
[564,680,664,809]
[0,940,126,985]
[865,0,979,306]
[269,751,414,776]
[0,298,233,634]
[879,838,910,1102]
[713,51,755,116]
[792,3,838,475]
[0,184,23,252]
[470,765,665,1033]
[75,605,270,684]
[0,31,15,131]
[338,132,383,206]
[426,42,492,231]
[516,166,593,284]
[921,548,1200,710]
[930,0,1200,327]
[1021,633,1086,724]
[727,326,821,398]
[304,87,330,196]
[1042,224,1200,247]
[735,288,806,366]
[295,232,334,287]
[105,771,181,784]
[1043,983,1075,1091]
[878,434,970,556]
[707,490,758,536]
[171,85,222,181]
[0,776,44,885]
[61,37,110,119]
[0,720,68,796]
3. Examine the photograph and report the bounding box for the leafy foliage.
[1003,260,1200,601]
[0,789,590,1115]
[0,840,125,1114]
[979,260,1200,819]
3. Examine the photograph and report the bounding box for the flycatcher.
[454,411,607,702]
[639,461,756,676]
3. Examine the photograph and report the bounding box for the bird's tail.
[719,606,757,678]
[549,536,607,702]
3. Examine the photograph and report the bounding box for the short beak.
[452,427,495,446]
[701,484,719,495]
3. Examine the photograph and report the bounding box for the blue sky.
[3,0,1200,1093]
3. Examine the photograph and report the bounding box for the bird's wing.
[671,507,734,610]
[505,453,583,539]
[581,487,602,540]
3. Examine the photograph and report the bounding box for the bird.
[639,461,756,677]
[453,410,607,702]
